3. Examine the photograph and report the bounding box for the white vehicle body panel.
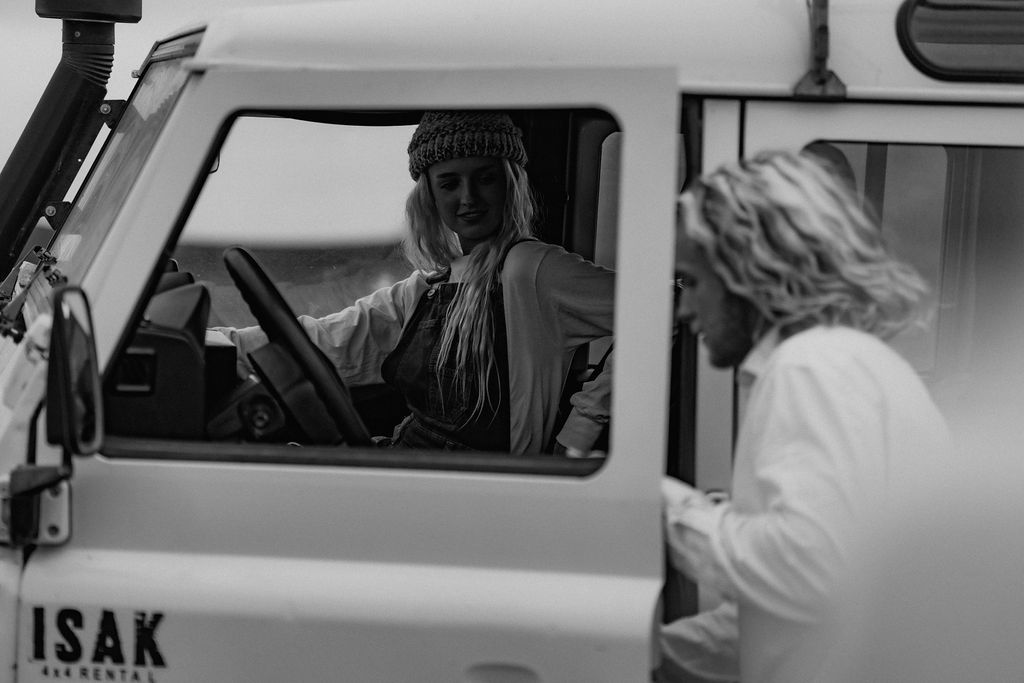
[188,0,1024,102]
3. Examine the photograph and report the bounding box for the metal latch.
[0,466,71,547]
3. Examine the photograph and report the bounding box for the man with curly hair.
[658,150,952,683]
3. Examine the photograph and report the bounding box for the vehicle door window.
[103,109,620,473]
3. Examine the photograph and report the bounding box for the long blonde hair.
[404,159,537,421]
[680,149,929,339]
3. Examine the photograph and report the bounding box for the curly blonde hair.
[404,158,537,421]
[680,149,929,339]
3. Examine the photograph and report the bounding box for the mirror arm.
[2,464,71,547]
[9,463,71,499]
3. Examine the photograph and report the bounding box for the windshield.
[22,42,192,325]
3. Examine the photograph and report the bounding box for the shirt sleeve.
[663,358,884,623]
[659,601,740,682]
[211,272,427,386]
[555,348,612,453]
[533,246,616,346]
[534,247,615,452]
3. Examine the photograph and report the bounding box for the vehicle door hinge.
[794,0,847,100]
[0,466,71,547]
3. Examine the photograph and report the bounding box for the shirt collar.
[737,326,783,385]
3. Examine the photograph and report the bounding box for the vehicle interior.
[100,108,625,469]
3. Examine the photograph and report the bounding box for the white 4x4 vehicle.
[0,0,1023,680]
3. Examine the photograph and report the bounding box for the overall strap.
[498,237,537,274]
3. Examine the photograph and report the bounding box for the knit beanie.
[407,111,528,180]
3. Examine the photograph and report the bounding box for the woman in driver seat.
[217,111,614,454]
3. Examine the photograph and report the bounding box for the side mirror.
[46,286,103,456]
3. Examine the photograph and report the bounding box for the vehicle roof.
[185,0,1024,103]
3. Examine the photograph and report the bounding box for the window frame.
[101,107,621,476]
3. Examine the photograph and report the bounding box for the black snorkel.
[0,0,141,286]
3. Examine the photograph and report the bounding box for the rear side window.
[810,140,1024,414]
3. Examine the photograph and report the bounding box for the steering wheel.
[223,246,371,446]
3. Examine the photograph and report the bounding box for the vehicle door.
[13,54,679,683]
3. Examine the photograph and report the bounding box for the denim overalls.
[380,275,510,451]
